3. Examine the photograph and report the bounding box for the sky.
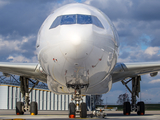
[0,0,160,104]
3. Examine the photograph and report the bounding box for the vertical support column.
[17,87,21,102]
[65,95,69,110]
[44,91,47,110]
[55,94,58,110]
[53,93,55,110]
[47,92,51,110]
[42,91,44,110]
[0,86,8,109]
[62,95,65,110]
[32,90,36,102]
[51,93,53,110]
[40,90,43,110]
[58,95,62,110]
[82,95,86,103]
[36,90,40,110]
[13,87,16,109]
[8,86,13,109]
[69,95,72,103]
[90,95,92,111]
[30,90,32,102]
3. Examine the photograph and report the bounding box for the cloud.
[149,79,160,84]
[0,0,10,8]
[0,0,64,36]
[0,34,37,62]
[144,47,160,56]
[84,0,92,4]
[7,54,37,63]
[88,0,160,48]
[117,45,160,63]
[0,34,36,52]
[87,0,160,21]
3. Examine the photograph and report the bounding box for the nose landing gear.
[67,84,88,118]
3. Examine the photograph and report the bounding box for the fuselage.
[36,3,119,95]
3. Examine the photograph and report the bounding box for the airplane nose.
[70,34,82,46]
[59,26,94,59]
[59,40,93,60]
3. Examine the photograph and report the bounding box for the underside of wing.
[111,62,160,83]
[0,62,47,83]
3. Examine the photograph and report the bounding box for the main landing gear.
[67,84,88,118]
[122,76,145,115]
[16,76,38,115]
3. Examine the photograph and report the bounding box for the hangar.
[0,84,86,110]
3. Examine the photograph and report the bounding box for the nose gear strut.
[67,84,88,118]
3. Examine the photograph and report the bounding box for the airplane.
[0,3,160,118]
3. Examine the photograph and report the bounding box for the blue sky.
[0,0,160,104]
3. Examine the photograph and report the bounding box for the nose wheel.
[69,103,76,118]
[80,103,87,118]
[67,84,88,118]
[69,101,87,118]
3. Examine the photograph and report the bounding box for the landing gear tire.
[137,101,145,115]
[123,102,130,115]
[69,103,76,118]
[80,103,87,118]
[30,102,38,115]
[16,102,24,115]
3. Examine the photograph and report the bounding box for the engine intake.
[150,72,158,77]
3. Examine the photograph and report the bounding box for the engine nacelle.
[150,72,158,77]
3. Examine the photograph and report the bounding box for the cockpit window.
[50,16,61,28]
[50,14,104,29]
[77,15,92,24]
[61,15,76,25]
[92,16,104,29]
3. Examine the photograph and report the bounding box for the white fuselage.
[36,3,119,95]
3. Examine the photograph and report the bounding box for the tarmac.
[0,110,160,120]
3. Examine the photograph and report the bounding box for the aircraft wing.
[111,62,160,83]
[0,62,47,83]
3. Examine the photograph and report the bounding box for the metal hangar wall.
[0,85,86,110]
